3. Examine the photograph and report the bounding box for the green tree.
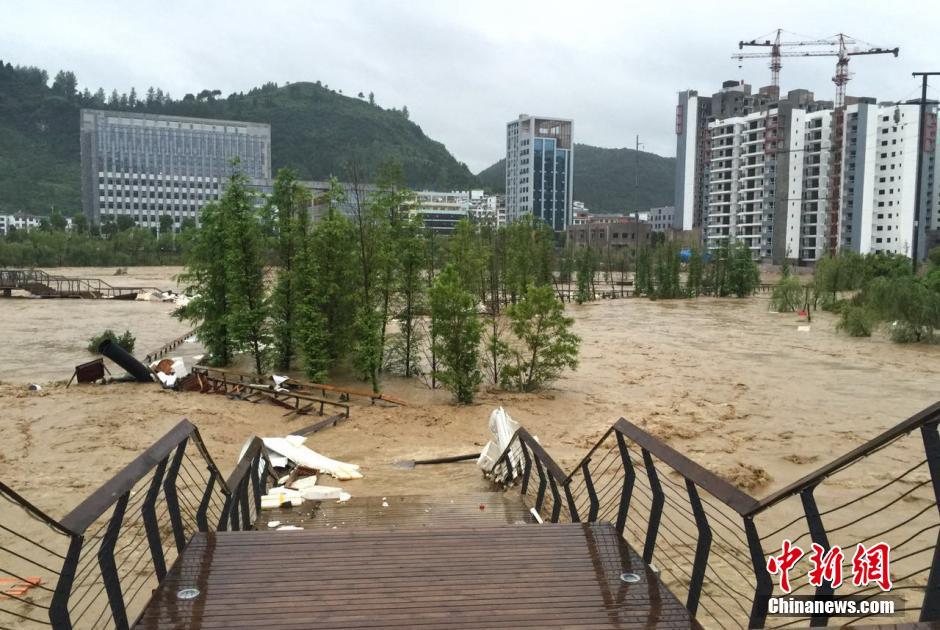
[728,241,760,297]
[687,247,704,297]
[430,265,483,403]
[575,246,597,304]
[222,168,271,374]
[501,285,580,392]
[268,169,311,371]
[634,245,652,296]
[387,213,427,377]
[177,200,232,365]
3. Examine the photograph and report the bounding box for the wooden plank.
[134,523,699,629]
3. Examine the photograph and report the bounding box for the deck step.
[257,492,536,531]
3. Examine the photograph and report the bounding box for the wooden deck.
[135,523,699,629]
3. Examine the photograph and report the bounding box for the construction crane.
[735,28,840,89]
[733,31,898,106]
[733,32,898,256]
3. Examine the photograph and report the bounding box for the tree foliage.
[430,265,483,403]
[501,285,580,392]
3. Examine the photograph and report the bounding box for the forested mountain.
[477,143,676,213]
[0,61,478,215]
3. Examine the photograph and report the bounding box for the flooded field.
[2,264,937,504]
[0,266,189,383]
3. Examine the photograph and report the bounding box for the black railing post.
[547,475,563,522]
[163,439,188,553]
[581,459,600,522]
[504,450,515,484]
[685,479,712,617]
[143,457,169,581]
[197,469,218,532]
[520,444,532,494]
[218,492,234,531]
[533,456,548,515]
[745,516,773,629]
[641,448,664,564]
[49,534,82,629]
[801,485,833,627]
[98,492,130,630]
[920,420,940,622]
[250,449,262,521]
[238,476,251,530]
[615,432,636,535]
[564,481,580,523]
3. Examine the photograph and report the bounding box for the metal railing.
[142,330,196,364]
[0,420,277,629]
[0,269,161,299]
[491,401,940,628]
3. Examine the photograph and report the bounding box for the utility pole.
[633,134,644,272]
[911,72,939,273]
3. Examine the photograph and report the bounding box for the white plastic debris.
[797,325,811,332]
[381,501,389,508]
[267,521,281,528]
[276,525,303,531]
[338,492,352,503]
[477,407,521,474]
[291,476,319,491]
[261,487,304,509]
[261,435,363,480]
[272,375,290,392]
[299,486,344,501]
[27,384,42,392]
[156,372,178,388]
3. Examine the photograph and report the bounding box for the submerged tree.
[387,213,427,377]
[501,285,580,392]
[575,245,597,304]
[222,169,271,375]
[268,169,311,371]
[177,199,232,365]
[430,265,483,403]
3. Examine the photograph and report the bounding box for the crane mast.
[732,31,899,258]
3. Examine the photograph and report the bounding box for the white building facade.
[684,84,940,264]
[80,109,271,231]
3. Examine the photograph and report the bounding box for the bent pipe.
[99,338,153,383]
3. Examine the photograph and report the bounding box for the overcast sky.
[2,0,937,172]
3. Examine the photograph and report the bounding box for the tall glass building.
[505,115,574,231]
[80,109,271,230]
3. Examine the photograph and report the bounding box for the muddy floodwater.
[0,266,189,383]
[2,264,938,499]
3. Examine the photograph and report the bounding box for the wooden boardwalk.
[134,523,699,629]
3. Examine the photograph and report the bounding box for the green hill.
[0,62,478,215]
[477,143,675,213]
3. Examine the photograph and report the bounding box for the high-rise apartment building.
[676,81,939,264]
[80,109,271,230]
[505,115,574,231]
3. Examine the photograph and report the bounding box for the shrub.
[771,276,803,312]
[88,329,136,354]
[837,306,875,337]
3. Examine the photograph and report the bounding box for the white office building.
[80,109,272,231]
[505,115,574,231]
